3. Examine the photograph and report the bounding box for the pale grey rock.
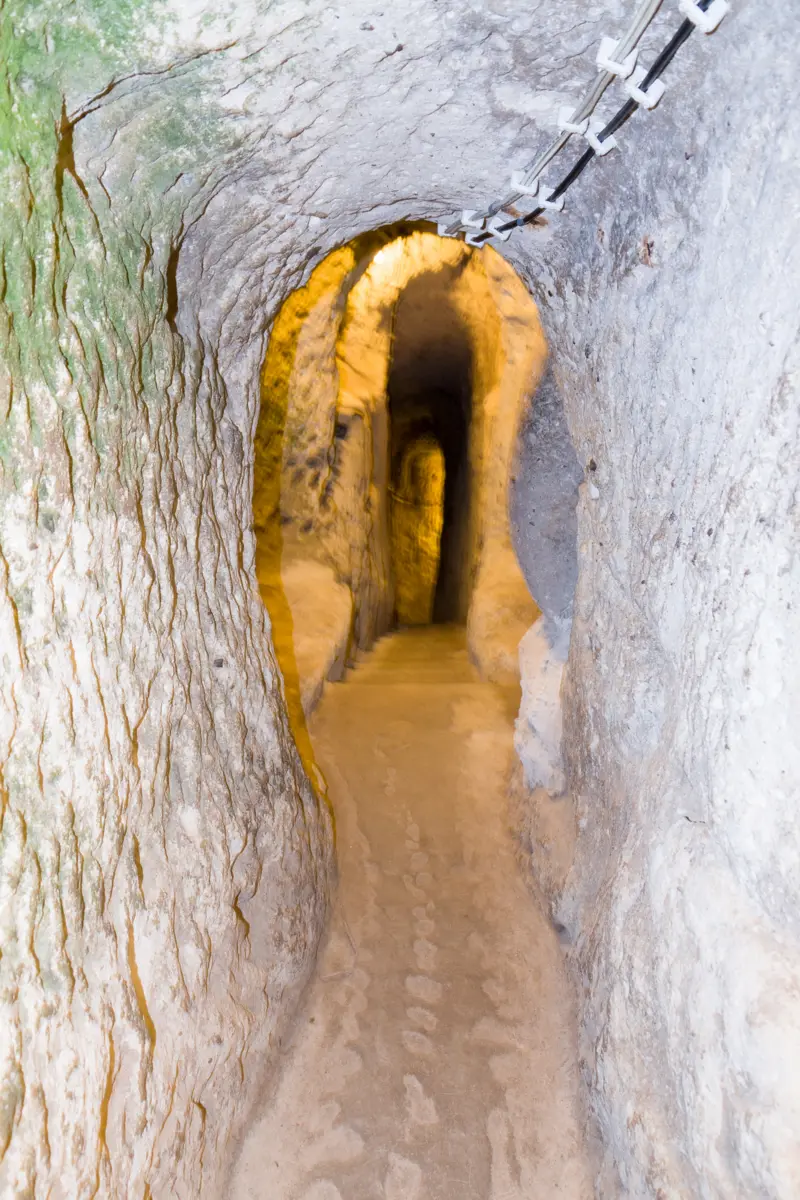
[511,367,583,635]
[0,0,797,1197]
[510,7,800,1196]
[514,618,566,797]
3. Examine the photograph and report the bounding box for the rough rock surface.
[514,619,566,798]
[511,367,583,637]
[255,556,353,719]
[256,229,543,678]
[510,620,575,915]
[1,0,797,1196]
[230,628,593,1200]
[390,437,445,626]
[508,7,800,1196]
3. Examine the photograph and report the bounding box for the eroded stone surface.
[390,437,445,626]
[509,9,800,1195]
[1,0,797,1196]
[255,230,543,678]
[229,629,592,1199]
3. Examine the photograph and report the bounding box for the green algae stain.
[0,0,256,488]
[0,1,171,477]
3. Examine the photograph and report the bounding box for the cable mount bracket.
[624,66,666,109]
[678,0,729,33]
[596,36,638,78]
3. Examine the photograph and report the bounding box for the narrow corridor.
[230,628,591,1199]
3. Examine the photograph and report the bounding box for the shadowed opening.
[250,226,545,755]
[387,275,474,624]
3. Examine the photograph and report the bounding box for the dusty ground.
[230,627,591,1199]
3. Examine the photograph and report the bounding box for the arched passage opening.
[234,225,595,1200]
[389,435,445,625]
[251,226,546,730]
[387,279,473,624]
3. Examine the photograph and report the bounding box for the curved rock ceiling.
[1,2,798,1197]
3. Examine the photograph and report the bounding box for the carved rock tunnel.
[250,227,551,736]
[234,228,594,1199]
[387,271,473,626]
[2,6,796,1197]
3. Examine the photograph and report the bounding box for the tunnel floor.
[230,627,591,1199]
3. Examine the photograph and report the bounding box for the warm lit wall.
[331,233,471,646]
[390,436,445,625]
[386,273,474,624]
[251,245,359,756]
[2,2,796,1197]
[466,249,548,682]
[262,229,544,675]
[253,244,358,549]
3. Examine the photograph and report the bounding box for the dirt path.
[230,627,592,1199]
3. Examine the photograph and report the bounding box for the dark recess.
[387,273,474,623]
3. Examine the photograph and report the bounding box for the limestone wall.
[1,0,796,1196]
[0,9,336,1194]
[390,437,445,626]
[258,230,543,676]
[509,6,800,1195]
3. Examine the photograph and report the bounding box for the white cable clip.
[557,107,589,137]
[439,209,485,239]
[585,116,617,156]
[596,36,638,79]
[624,66,666,109]
[510,170,541,197]
[678,0,729,33]
[464,227,492,247]
[537,182,564,212]
[485,215,512,242]
[510,170,561,213]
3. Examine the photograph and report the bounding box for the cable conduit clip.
[558,108,589,137]
[485,215,512,242]
[437,209,485,237]
[537,183,564,212]
[440,0,725,250]
[464,228,492,247]
[584,116,617,156]
[624,65,666,109]
[596,36,638,79]
[507,172,564,214]
[464,215,514,246]
[510,170,542,196]
[678,0,729,33]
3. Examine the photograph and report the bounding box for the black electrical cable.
[468,0,715,245]
[511,20,696,227]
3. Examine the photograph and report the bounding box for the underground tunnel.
[237,228,591,1200]
[387,272,473,625]
[250,229,545,730]
[2,4,798,1199]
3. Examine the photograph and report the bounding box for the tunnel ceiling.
[388,276,473,482]
[2,3,793,1197]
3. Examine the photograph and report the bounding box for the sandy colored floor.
[230,627,592,1199]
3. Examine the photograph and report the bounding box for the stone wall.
[1,0,797,1196]
[0,7,336,1195]
[257,230,543,677]
[390,437,445,626]
[509,5,800,1194]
